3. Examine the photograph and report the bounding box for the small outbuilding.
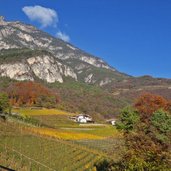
[111,120,116,126]
[106,118,117,126]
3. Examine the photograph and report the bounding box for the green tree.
[0,93,10,113]
[116,107,139,132]
[151,109,171,143]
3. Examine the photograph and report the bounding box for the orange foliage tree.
[134,92,170,120]
[6,82,59,107]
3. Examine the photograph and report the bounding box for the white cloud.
[56,31,70,42]
[22,5,58,28]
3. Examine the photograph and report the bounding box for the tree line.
[0,81,59,111]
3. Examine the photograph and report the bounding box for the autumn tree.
[6,82,59,108]
[134,92,170,121]
[122,93,171,170]
[96,93,171,170]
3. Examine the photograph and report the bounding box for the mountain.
[0,16,129,85]
[0,16,171,117]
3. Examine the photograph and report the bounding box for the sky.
[0,0,171,78]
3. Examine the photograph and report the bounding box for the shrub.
[0,92,10,113]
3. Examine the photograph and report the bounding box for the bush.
[0,92,10,113]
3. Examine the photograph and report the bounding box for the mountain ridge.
[0,16,131,85]
[0,16,171,96]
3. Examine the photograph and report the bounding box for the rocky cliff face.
[0,50,77,83]
[0,16,129,85]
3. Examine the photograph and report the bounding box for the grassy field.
[26,126,104,140]
[32,114,79,128]
[12,108,73,116]
[65,126,121,137]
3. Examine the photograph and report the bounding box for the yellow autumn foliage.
[27,126,104,140]
[12,108,73,116]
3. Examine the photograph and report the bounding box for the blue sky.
[0,0,171,78]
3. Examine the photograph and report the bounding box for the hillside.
[0,77,128,118]
[107,76,171,103]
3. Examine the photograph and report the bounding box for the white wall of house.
[76,115,92,123]
[111,120,116,125]
[79,118,87,123]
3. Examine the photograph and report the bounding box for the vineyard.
[0,121,105,171]
[0,109,123,170]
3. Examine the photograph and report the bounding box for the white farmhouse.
[76,114,93,123]
[69,114,93,123]
[77,115,87,123]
